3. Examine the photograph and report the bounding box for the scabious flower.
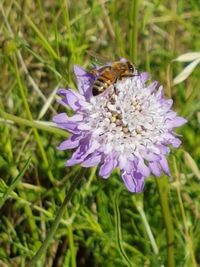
[53,61,187,193]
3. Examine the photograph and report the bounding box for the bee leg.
[113,85,119,96]
[91,69,99,76]
[121,72,139,78]
[120,74,132,78]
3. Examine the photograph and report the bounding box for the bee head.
[127,61,136,73]
[119,58,136,73]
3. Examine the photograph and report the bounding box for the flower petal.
[99,155,117,179]
[53,113,82,133]
[159,155,170,175]
[57,134,81,150]
[149,161,161,176]
[148,81,158,93]
[66,137,100,167]
[137,158,151,177]
[118,155,127,169]
[169,137,182,148]
[66,144,89,166]
[66,156,82,166]
[121,170,144,193]
[140,150,161,161]
[74,65,95,99]
[168,117,187,128]
[57,89,85,111]
[156,86,164,99]
[133,171,145,192]
[155,144,170,155]
[140,72,149,84]
[82,153,102,167]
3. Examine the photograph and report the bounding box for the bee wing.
[86,50,113,65]
[91,65,112,78]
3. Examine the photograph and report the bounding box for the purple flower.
[53,63,187,193]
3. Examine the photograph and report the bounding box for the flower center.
[86,76,168,155]
[93,79,148,138]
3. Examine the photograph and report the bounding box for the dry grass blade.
[173,52,200,62]
[184,151,200,180]
[173,58,200,85]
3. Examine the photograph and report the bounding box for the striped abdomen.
[92,68,116,96]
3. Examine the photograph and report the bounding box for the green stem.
[132,197,159,255]
[129,0,139,64]
[29,169,86,266]
[156,176,175,267]
[0,110,68,138]
[114,189,133,267]
[67,213,77,267]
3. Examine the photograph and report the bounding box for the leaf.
[184,152,200,180]
[173,52,200,62]
[173,58,200,85]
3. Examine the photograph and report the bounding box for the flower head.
[53,62,187,193]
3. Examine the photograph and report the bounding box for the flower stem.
[129,0,139,64]
[156,176,175,267]
[0,110,68,137]
[132,197,159,255]
[29,169,86,266]
[114,189,133,267]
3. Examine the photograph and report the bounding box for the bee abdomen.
[92,77,111,96]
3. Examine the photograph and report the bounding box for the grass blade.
[0,157,31,209]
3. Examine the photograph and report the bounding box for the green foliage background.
[0,0,200,266]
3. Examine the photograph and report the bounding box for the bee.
[91,59,137,96]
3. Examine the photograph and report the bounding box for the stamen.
[122,127,129,134]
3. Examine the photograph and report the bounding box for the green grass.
[0,0,200,266]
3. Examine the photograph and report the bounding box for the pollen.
[122,127,129,134]
[110,116,116,123]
